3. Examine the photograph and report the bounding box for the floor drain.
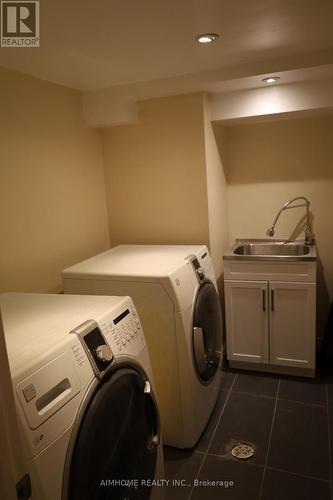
[231,444,255,460]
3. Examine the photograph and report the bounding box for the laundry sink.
[224,239,317,261]
[234,242,310,256]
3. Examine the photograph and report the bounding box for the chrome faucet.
[266,196,315,245]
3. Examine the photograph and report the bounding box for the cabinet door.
[225,280,269,363]
[269,282,316,369]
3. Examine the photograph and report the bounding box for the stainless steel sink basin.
[223,239,317,261]
[233,243,310,257]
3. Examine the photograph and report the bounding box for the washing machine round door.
[192,280,223,382]
[65,367,159,500]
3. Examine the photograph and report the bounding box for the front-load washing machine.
[62,245,224,448]
[0,293,164,500]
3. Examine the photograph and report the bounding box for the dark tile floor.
[164,369,333,500]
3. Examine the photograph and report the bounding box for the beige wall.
[203,98,229,283]
[102,93,209,248]
[0,68,110,293]
[218,115,333,336]
[4,68,329,330]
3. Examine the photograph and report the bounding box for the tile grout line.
[231,389,276,400]
[186,372,238,500]
[231,391,327,407]
[266,465,331,484]
[325,383,333,500]
[205,451,263,466]
[275,396,326,408]
[258,378,281,500]
[203,374,238,452]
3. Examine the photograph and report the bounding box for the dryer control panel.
[99,302,146,358]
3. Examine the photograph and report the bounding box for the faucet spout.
[266,196,315,245]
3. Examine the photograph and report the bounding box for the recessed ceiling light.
[196,33,219,44]
[262,76,280,84]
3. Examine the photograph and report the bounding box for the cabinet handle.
[271,289,274,311]
[262,290,266,311]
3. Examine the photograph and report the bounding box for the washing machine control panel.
[197,249,213,277]
[99,303,145,357]
[72,321,114,377]
[188,254,206,283]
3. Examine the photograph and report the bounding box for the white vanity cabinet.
[224,258,316,377]
[269,281,316,369]
[224,280,269,364]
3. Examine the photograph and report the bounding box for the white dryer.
[0,293,164,500]
[62,245,224,448]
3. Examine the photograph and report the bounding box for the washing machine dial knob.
[95,345,113,363]
[197,267,205,280]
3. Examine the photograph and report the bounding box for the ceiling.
[0,0,333,92]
